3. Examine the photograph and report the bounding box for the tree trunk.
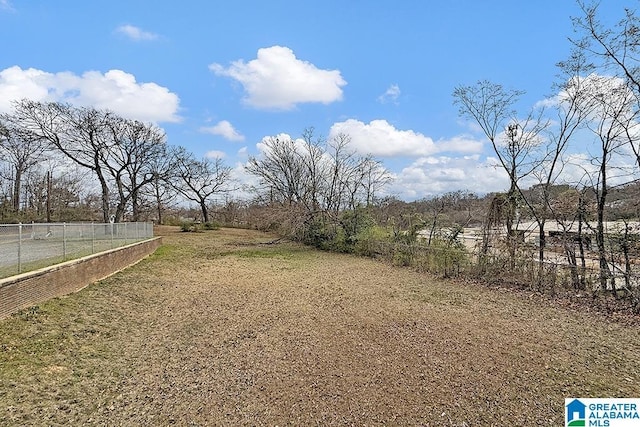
[596,183,609,291]
[537,220,547,290]
[131,189,140,222]
[46,170,52,223]
[12,167,22,212]
[200,199,209,223]
[97,172,110,223]
[506,183,518,270]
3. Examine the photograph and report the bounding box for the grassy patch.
[147,243,176,259]
[232,247,297,259]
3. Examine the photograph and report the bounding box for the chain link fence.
[0,222,154,279]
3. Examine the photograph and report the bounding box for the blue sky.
[0,1,629,200]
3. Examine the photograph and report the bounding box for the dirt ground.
[1,226,639,426]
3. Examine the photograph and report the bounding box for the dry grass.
[1,226,639,426]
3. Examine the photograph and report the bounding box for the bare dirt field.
[1,226,639,426]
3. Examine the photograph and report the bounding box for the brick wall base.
[0,237,162,320]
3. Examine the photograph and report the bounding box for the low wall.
[0,237,162,320]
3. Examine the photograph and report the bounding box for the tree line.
[0,98,391,239]
[0,99,233,224]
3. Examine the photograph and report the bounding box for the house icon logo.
[566,399,586,426]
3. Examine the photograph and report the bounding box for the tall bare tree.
[454,70,593,282]
[171,147,233,223]
[454,81,548,268]
[140,144,180,225]
[359,156,393,207]
[106,117,168,222]
[11,100,115,222]
[246,136,307,207]
[578,75,639,291]
[518,51,593,267]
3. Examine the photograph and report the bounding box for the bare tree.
[454,70,594,287]
[140,145,180,225]
[568,1,640,298]
[0,113,46,212]
[359,155,393,207]
[246,136,307,207]
[300,127,327,212]
[11,100,115,222]
[453,82,522,246]
[105,117,168,222]
[324,133,365,214]
[578,75,639,291]
[171,147,233,223]
[245,129,391,244]
[454,81,548,269]
[516,51,593,269]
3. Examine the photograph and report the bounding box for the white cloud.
[231,161,261,199]
[378,84,401,104]
[0,66,181,122]
[440,135,484,154]
[205,150,226,159]
[389,155,509,200]
[115,24,159,41]
[209,45,346,110]
[200,120,245,141]
[256,133,299,154]
[0,67,50,108]
[329,119,483,158]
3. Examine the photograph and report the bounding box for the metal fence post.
[91,222,95,254]
[18,222,22,274]
[63,222,67,260]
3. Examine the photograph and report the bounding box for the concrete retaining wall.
[0,237,162,320]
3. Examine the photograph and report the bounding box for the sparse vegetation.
[0,226,638,425]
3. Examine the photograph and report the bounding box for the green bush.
[353,225,390,257]
[203,221,220,230]
[333,208,376,253]
[391,243,415,267]
[180,221,200,232]
[412,239,469,277]
[302,215,336,249]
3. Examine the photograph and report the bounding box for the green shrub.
[333,208,376,253]
[203,221,220,230]
[391,243,415,267]
[354,225,390,257]
[180,221,200,232]
[412,239,469,277]
[302,215,336,249]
